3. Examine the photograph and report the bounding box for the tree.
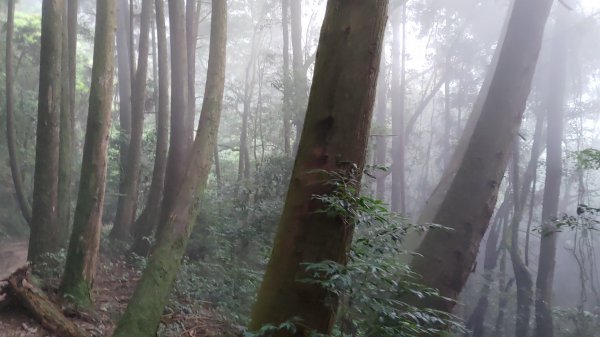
[535,8,568,337]
[111,0,153,240]
[390,5,406,214]
[130,0,170,256]
[59,0,116,307]
[186,0,201,145]
[290,0,308,151]
[113,0,227,335]
[57,0,78,246]
[28,0,64,264]
[110,0,133,241]
[406,0,555,315]
[6,0,32,225]
[248,1,389,335]
[281,0,291,155]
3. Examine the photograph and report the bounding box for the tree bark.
[535,9,568,337]
[374,48,388,201]
[5,0,32,225]
[406,0,554,316]
[130,0,170,257]
[59,0,116,307]
[29,0,64,264]
[113,1,227,335]
[111,0,153,241]
[248,1,388,335]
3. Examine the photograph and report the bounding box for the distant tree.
[248,0,389,335]
[59,0,116,307]
[111,0,153,240]
[6,0,32,225]
[110,0,133,241]
[130,0,170,256]
[28,0,64,264]
[535,8,568,337]
[113,0,227,335]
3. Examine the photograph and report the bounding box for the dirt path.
[0,240,27,280]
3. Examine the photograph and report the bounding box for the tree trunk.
[111,0,153,241]
[130,0,170,257]
[57,0,78,247]
[113,0,133,239]
[390,6,406,214]
[160,0,190,233]
[186,0,201,145]
[113,1,227,335]
[290,0,308,152]
[406,0,554,315]
[29,0,63,264]
[5,0,32,225]
[281,0,291,156]
[59,0,116,307]
[535,9,568,337]
[248,1,388,335]
[509,140,534,337]
[374,47,388,201]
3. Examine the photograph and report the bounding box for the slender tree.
[535,9,568,337]
[111,0,133,241]
[290,0,308,151]
[186,0,201,145]
[111,0,153,240]
[248,1,389,335]
[6,0,32,225]
[405,0,554,316]
[390,5,406,214]
[281,0,291,155]
[131,0,170,256]
[59,0,116,307]
[28,0,64,263]
[113,1,227,335]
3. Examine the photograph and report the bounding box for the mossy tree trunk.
[5,0,32,226]
[29,0,63,264]
[59,0,116,307]
[131,0,170,257]
[248,1,388,335]
[535,8,568,337]
[113,1,227,335]
[112,0,153,241]
[405,0,554,316]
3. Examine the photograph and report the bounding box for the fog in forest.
[1,1,600,337]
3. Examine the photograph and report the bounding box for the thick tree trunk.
[281,0,291,156]
[113,1,227,335]
[111,0,153,241]
[130,0,170,257]
[535,9,568,337]
[406,0,554,316]
[390,6,406,214]
[248,1,388,335]
[59,0,116,307]
[5,0,32,225]
[113,0,133,240]
[29,0,63,264]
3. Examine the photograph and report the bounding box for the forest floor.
[0,240,238,337]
